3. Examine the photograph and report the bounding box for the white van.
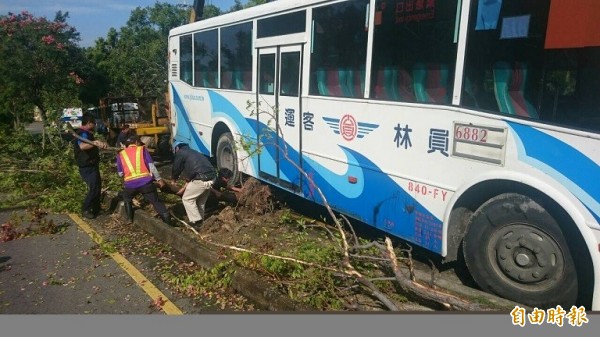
[111,102,139,124]
[60,107,83,128]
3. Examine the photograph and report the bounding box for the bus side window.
[259,54,275,95]
[373,66,398,101]
[179,34,193,86]
[492,62,539,119]
[280,51,300,97]
[315,68,345,97]
[221,71,233,89]
[397,68,415,102]
[413,63,450,104]
[349,67,365,98]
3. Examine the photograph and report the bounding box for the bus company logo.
[339,115,357,141]
[323,116,379,141]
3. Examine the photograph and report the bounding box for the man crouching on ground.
[171,141,217,228]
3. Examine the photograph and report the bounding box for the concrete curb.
[107,196,523,311]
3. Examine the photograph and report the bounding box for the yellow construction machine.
[99,96,171,154]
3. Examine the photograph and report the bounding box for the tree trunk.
[36,105,48,151]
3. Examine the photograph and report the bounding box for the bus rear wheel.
[463,193,577,308]
[216,132,240,185]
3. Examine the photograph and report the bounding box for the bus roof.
[170,0,321,36]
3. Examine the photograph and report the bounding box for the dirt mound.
[236,178,273,215]
[197,178,276,238]
[201,206,237,234]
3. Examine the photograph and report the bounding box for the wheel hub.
[493,225,561,284]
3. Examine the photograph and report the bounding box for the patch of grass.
[0,127,120,214]
[99,240,118,254]
[160,261,235,295]
[228,228,350,310]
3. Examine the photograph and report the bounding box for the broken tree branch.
[383,237,485,311]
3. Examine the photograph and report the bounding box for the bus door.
[257,45,303,191]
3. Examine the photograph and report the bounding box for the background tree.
[202,4,222,19]
[227,0,269,11]
[87,3,189,100]
[0,1,271,130]
[243,0,271,8]
[0,11,86,127]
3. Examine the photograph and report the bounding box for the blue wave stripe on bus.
[508,121,600,222]
[584,205,600,225]
[302,146,442,252]
[203,90,441,252]
[171,85,210,155]
[207,90,262,172]
[301,148,365,199]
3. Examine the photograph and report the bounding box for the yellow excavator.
[99,96,171,154]
[189,0,205,23]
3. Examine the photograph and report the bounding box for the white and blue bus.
[168,0,600,310]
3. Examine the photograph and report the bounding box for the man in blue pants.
[74,113,108,219]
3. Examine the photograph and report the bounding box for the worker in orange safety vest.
[116,134,171,225]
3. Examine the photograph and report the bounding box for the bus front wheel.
[463,193,577,308]
[216,132,240,185]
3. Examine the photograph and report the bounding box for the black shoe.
[82,210,96,219]
[159,212,173,226]
[123,201,134,223]
[189,220,203,229]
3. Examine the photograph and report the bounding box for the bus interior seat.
[339,69,354,97]
[221,71,233,89]
[493,61,539,118]
[373,66,399,100]
[201,71,217,87]
[349,67,365,98]
[280,78,293,96]
[233,70,252,90]
[397,68,416,102]
[316,68,344,96]
[243,71,252,90]
[315,69,327,95]
[413,63,450,103]
[462,76,479,108]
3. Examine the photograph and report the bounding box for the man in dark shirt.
[171,141,216,227]
[74,113,108,219]
[116,124,131,148]
[208,168,241,207]
[212,168,242,193]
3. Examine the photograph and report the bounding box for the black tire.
[216,132,240,185]
[463,193,577,308]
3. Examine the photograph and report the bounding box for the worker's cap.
[172,140,187,151]
[125,134,144,146]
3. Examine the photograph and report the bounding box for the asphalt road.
[0,211,180,314]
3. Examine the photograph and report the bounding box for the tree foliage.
[0,1,269,129]
[202,4,222,19]
[86,3,189,100]
[0,11,87,126]
[229,0,270,11]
